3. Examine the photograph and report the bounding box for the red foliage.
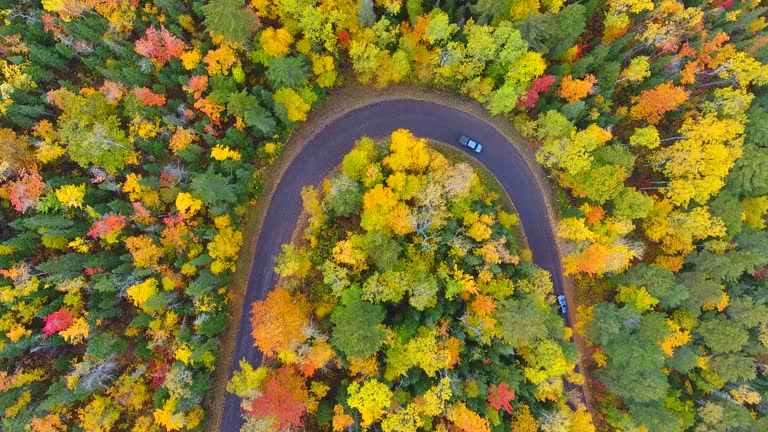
[8,170,46,213]
[42,308,75,338]
[754,265,768,281]
[717,0,734,9]
[87,213,127,240]
[84,267,104,276]
[518,75,556,109]
[487,382,515,414]
[134,26,188,66]
[572,44,588,61]
[148,359,170,389]
[247,366,309,430]
[338,29,350,42]
[159,169,180,188]
[133,87,167,107]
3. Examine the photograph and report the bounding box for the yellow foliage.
[558,217,597,242]
[703,292,729,312]
[261,27,294,57]
[5,324,31,342]
[616,285,659,311]
[55,184,86,208]
[77,395,119,432]
[571,407,596,432]
[169,127,197,154]
[347,379,393,427]
[383,129,431,173]
[210,144,242,161]
[208,215,243,274]
[348,354,380,377]
[60,316,89,344]
[406,330,451,377]
[203,45,237,75]
[180,49,201,70]
[125,235,162,268]
[153,399,186,431]
[593,349,608,368]
[175,344,192,364]
[4,388,30,418]
[273,87,311,122]
[311,53,337,87]
[126,278,158,310]
[742,196,768,229]
[175,192,203,216]
[467,221,492,242]
[730,385,761,405]
[332,237,369,271]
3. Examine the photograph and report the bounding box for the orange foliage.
[185,75,208,100]
[630,82,690,125]
[250,287,310,359]
[124,235,162,268]
[193,97,225,126]
[654,255,685,273]
[446,402,491,432]
[563,244,610,275]
[558,74,597,103]
[584,205,606,224]
[133,87,167,107]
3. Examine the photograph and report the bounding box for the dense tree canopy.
[230,131,584,431]
[0,0,766,430]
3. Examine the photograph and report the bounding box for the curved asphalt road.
[221,99,569,431]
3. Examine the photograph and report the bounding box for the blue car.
[557,295,567,314]
[459,135,483,153]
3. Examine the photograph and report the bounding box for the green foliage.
[266,56,311,89]
[202,0,257,46]
[330,296,387,359]
[190,170,238,213]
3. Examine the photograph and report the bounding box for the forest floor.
[207,78,594,431]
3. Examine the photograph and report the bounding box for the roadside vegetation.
[228,130,589,431]
[0,0,765,431]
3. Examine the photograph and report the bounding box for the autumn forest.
[0,0,767,432]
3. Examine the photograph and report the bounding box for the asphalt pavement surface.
[220,99,569,431]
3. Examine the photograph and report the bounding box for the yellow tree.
[644,200,726,256]
[651,114,744,206]
[346,379,393,427]
[260,27,294,57]
[273,87,313,122]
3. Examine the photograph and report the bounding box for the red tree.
[87,213,127,240]
[247,366,309,429]
[8,170,46,213]
[134,26,187,66]
[42,308,75,338]
[487,382,516,414]
[518,75,556,109]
